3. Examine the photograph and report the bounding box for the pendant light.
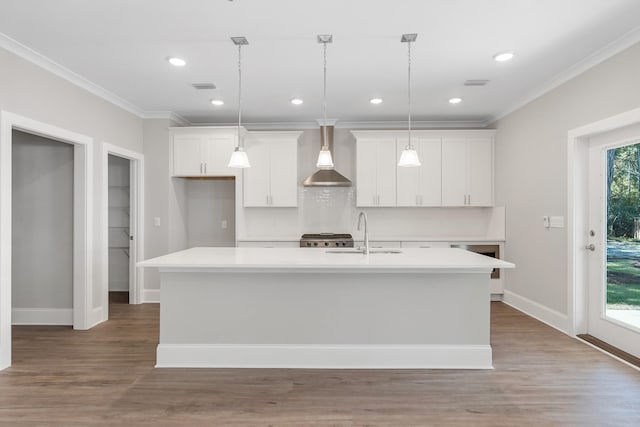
[316,34,334,169]
[228,36,251,168]
[398,33,421,167]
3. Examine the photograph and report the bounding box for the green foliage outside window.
[607,143,640,238]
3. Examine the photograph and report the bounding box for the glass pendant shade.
[316,148,334,168]
[228,146,250,168]
[398,147,421,167]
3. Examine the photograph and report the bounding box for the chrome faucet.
[357,211,370,255]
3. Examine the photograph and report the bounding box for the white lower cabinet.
[401,241,451,248]
[243,131,301,207]
[236,241,299,248]
[354,241,402,248]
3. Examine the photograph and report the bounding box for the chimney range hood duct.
[303,126,352,187]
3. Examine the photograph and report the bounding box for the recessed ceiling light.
[167,57,186,67]
[449,97,462,104]
[290,98,303,105]
[370,98,383,105]
[493,51,514,62]
[210,99,224,106]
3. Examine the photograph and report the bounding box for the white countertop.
[139,247,514,273]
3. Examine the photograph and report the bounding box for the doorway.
[569,108,640,361]
[102,143,143,311]
[0,111,93,370]
[11,131,74,325]
[108,154,132,304]
[585,136,640,357]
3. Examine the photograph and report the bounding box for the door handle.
[586,244,595,251]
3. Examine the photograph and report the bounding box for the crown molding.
[187,120,491,131]
[491,26,640,124]
[0,32,146,118]
[143,111,191,126]
[337,120,490,130]
[188,121,322,131]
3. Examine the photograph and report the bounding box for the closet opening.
[108,154,131,304]
[11,130,74,325]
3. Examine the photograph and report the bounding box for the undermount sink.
[325,249,402,255]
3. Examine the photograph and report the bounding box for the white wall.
[142,119,182,294]
[185,179,235,247]
[12,131,73,311]
[0,45,143,326]
[494,41,640,323]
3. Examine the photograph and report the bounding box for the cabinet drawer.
[401,241,451,248]
[236,241,298,248]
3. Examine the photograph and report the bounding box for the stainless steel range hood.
[303,126,352,187]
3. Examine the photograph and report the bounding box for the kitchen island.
[139,247,514,369]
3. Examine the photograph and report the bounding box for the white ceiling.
[1,0,640,127]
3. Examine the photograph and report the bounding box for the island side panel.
[157,271,491,368]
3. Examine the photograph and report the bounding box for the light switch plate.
[543,216,550,228]
[550,216,564,228]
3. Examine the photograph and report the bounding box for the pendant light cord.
[407,40,412,150]
[322,40,328,150]
[237,43,242,148]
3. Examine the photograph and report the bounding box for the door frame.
[0,111,93,370]
[568,107,640,336]
[102,144,144,312]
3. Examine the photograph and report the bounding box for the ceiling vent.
[464,79,489,86]
[191,83,217,90]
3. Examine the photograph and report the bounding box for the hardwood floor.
[1,302,639,426]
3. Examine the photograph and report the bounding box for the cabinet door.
[356,140,379,207]
[396,138,421,206]
[467,138,493,206]
[417,138,442,206]
[203,135,236,176]
[173,136,203,176]
[376,139,397,206]
[268,139,298,207]
[397,138,441,206]
[441,138,467,206]
[243,138,270,207]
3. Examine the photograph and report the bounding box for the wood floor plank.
[1,302,639,426]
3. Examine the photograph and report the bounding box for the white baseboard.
[88,306,106,329]
[142,289,160,303]
[503,290,571,334]
[156,344,493,369]
[12,308,73,325]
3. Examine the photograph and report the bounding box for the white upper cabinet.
[243,132,300,207]
[171,127,238,177]
[442,137,493,207]
[354,130,494,208]
[396,137,442,207]
[355,136,397,207]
